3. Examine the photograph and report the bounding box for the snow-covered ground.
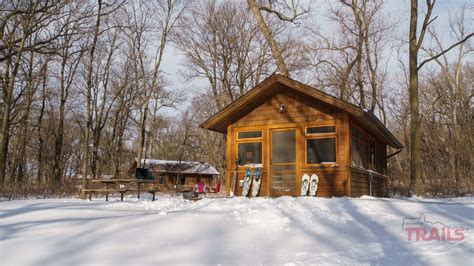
[1,195,472,265]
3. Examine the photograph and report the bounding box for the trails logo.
[402,213,467,241]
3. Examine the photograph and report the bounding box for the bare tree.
[52,4,86,183]
[81,0,104,198]
[107,61,136,178]
[247,0,309,77]
[408,0,472,194]
[129,0,185,167]
[173,1,280,178]
[36,60,49,185]
[11,42,46,185]
[307,0,394,116]
[89,24,122,179]
[0,0,67,188]
[174,1,275,110]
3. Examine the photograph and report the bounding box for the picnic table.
[83,179,158,201]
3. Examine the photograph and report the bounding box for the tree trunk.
[0,37,26,188]
[53,53,69,183]
[16,77,34,185]
[37,73,47,185]
[0,86,11,189]
[136,3,174,166]
[354,0,366,109]
[91,127,101,178]
[136,106,148,167]
[409,0,422,194]
[247,0,290,77]
[81,0,103,198]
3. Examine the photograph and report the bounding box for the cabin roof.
[141,159,220,175]
[200,74,402,149]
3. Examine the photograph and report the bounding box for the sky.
[158,0,473,117]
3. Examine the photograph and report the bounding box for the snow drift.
[0,195,472,265]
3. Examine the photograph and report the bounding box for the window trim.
[368,136,376,170]
[303,124,337,166]
[305,137,338,165]
[270,128,297,165]
[235,129,264,167]
[236,130,263,140]
[305,125,337,136]
[351,125,367,169]
[237,141,263,166]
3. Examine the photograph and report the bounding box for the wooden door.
[270,129,297,196]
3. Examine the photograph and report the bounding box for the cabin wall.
[351,167,388,197]
[226,91,351,197]
[348,118,389,197]
[150,172,215,187]
[300,111,350,197]
[349,119,388,174]
[232,91,337,127]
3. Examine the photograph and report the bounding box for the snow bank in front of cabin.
[0,195,472,265]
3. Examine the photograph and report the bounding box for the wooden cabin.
[201,74,402,197]
[139,159,220,192]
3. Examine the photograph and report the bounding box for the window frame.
[368,136,376,170]
[305,137,337,165]
[305,125,337,137]
[270,128,298,194]
[305,125,336,136]
[304,124,338,166]
[237,142,263,166]
[237,130,263,140]
[351,125,367,168]
[236,130,264,166]
[270,128,297,164]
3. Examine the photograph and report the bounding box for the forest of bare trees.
[1,0,472,198]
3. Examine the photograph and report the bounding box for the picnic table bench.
[83,180,222,201]
[83,179,158,201]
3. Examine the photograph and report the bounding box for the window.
[375,144,386,174]
[307,138,336,164]
[352,127,366,167]
[178,174,185,185]
[305,124,337,165]
[238,131,262,139]
[271,165,296,192]
[238,142,262,165]
[306,126,336,135]
[272,130,296,163]
[369,138,376,168]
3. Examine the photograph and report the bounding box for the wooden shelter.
[201,74,402,197]
[139,159,220,191]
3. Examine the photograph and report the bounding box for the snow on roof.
[73,174,114,180]
[141,159,220,175]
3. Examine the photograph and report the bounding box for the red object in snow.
[196,181,206,193]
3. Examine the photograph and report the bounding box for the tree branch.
[418,32,473,70]
[257,2,308,23]
[416,0,436,50]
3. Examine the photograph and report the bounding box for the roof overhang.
[357,111,402,149]
[141,159,220,175]
[200,74,402,149]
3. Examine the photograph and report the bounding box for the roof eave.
[200,74,366,133]
[274,75,365,117]
[199,74,281,133]
[362,111,403,149]
[200,74,402,149]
